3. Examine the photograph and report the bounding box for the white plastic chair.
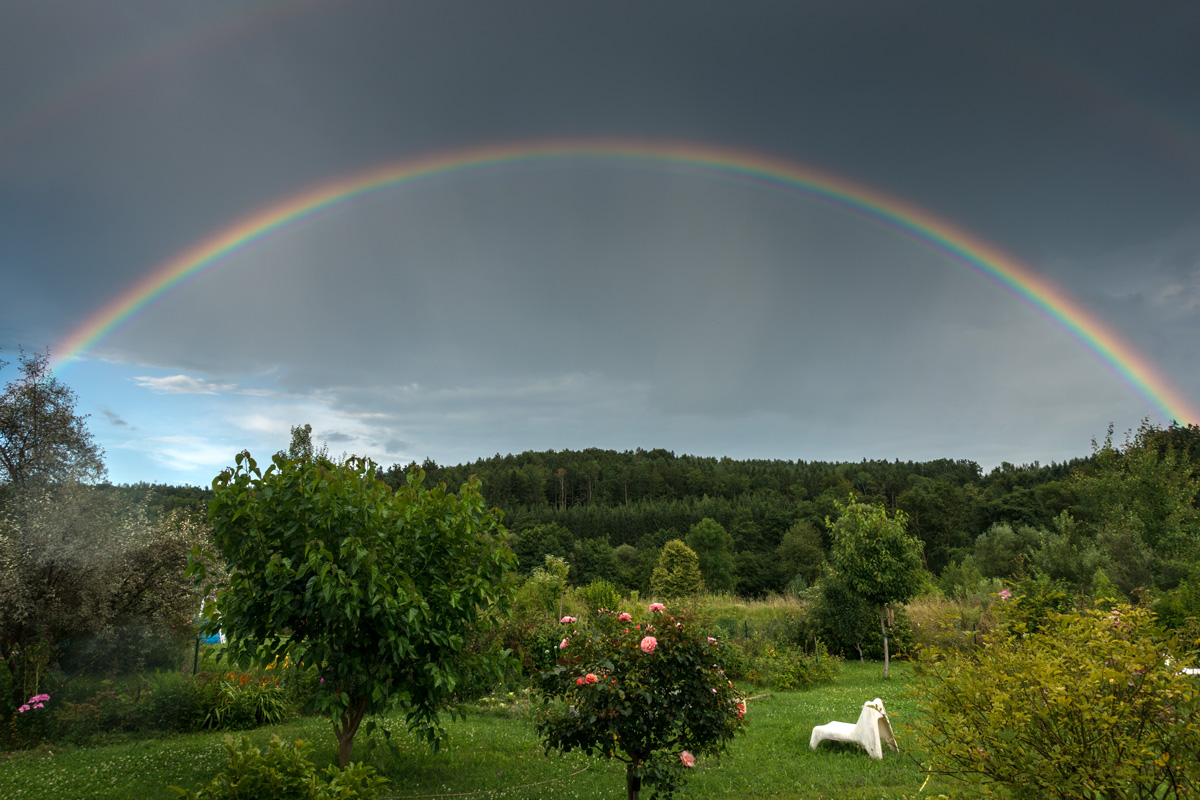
[809,698,898,760]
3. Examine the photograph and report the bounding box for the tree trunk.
[879,604,890,679]
[333,699,368,768]
[626,764,641,800]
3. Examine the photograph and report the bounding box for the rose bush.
[535,604,746,800]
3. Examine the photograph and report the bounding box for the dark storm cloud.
[2,0,1198,483]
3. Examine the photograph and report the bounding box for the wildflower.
[649,602,666,613]
[561,616,577,624]
[999,589,1011,601]
[680,751,695,767]
[640,636,657,653]
[618,612,632,622]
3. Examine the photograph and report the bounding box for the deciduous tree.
[0,348,104,488]
[196,454,515,766]
[827,496,923,678]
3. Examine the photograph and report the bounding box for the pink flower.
[707,637,716,644]
[577,677,584,686]
[640,636,657,653]
[560,616,577,623]
[999,589,1011,601]
[17,705,30,714]
[736,701,746,718]
[680,751,695,768]
[618,612,632,622]
[584,673,598,684]
[560,638,570,649]
[648,602,666,613]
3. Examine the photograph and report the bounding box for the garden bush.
[909,602,1200,799]
[535,603,746,799]
[171,734,387,800]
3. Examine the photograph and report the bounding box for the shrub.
[171,734,387,799]
[535,604,746,799]
[753,641,841,690]
[578,578,622,615]
[909,603,1200,799]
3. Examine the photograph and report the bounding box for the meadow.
[0,661,934,800]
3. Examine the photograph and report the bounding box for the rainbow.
[52,139,1198,424]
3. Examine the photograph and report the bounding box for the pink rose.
[560,616,577,623]
[618,612,632,622]
[737,701,746,718]
[585,673,598,684]
[680,751,695,768]
[560,638,569,649]
[577,677,584,686]
[640,636,657,653]
[648,602,666,613]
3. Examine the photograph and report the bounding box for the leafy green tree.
[536,605,746,800]
[0,348,104,487]
[910,603,1200,799]
[685,518,735,593]
[826,496,924,678]
[521,554,570,618]
[776,520,825,588]
[973,521,1043,579]
[571,537,620,586]
[650,540,704,599]
[196,454,515,766]
[1071,421,1200,593]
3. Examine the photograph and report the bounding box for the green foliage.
[0,347,105,487]
[752,640,841,690]
[827,497,924,610]
[686,518,736,593]
[578,578,622,615]
[827,496,924,677]
[650,540,705,598]
[910,603,1200,799]
[171,734,387,800]
[511,523,574,574]
[534,605,746,799]
[973,521,1042,579]
[570,537,620,586]
[516,554,570,617]
[1071,421,1200,595]
[196,454,516,765]
[776,520,825,588]
[0,483,207,707]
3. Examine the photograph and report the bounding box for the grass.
[0,661,944,800]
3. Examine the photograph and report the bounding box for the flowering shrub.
[535,604,746,800]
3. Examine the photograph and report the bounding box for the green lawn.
[0,661,944,800]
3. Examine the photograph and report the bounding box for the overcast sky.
[3,1,1199,487]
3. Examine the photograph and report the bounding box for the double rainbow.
[52,140,1198,424]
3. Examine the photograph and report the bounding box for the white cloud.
[133,374,277,396]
